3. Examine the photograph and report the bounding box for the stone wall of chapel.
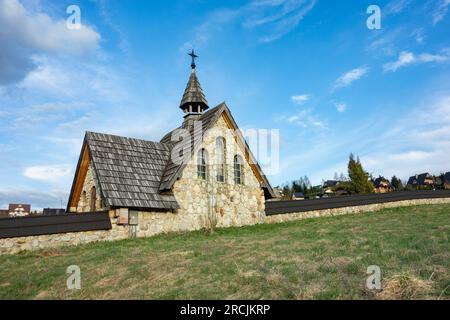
[76,162,104,212]
[169,115,266,230]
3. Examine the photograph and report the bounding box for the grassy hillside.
[0,204,449,300]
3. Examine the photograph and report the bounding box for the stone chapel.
[67,51,274,236]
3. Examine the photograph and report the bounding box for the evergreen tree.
[347,154,374,194]
[391,176,403,191]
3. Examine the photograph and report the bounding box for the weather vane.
[188,49,198,69]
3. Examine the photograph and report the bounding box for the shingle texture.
[86,132,179,210]
[180,69,209,109]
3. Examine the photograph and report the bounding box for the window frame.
[197,148,208,180]
[234,155,244,185]
[216,137,226,183]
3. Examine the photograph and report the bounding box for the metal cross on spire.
[188,49,198,69]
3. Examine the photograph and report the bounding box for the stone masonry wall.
[1,198,450,255]
[76,161,104,213]
[171,115,266,230]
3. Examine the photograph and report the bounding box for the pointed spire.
[180,50,209,115]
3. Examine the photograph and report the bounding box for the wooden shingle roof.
[86,132,179,210]
[180,69,209,111]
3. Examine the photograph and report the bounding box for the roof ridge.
[86,131,167,147]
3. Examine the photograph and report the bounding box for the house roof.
[293,192,305,198]
[85,131,179,210]
[373,176,389,188]
[443,172,450,183]
[8,204,31,212]
[323,180,339,188]
[407,173,432,186]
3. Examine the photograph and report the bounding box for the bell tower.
[180,50,209,121]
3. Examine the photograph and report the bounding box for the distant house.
[271,188,284,199]
[323,180,339,194]
[373,176,390,193]
[443,172,450,190]
[292,192,305,200]
[406,173,434,189]
[8,204,31,217]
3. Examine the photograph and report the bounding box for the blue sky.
[1,0,450,209]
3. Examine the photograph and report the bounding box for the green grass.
[0,204,449,300]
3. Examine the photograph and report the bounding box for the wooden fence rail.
[0,211,112,239]
[265,190,450,216]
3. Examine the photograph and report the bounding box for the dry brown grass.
[377,273,434,300]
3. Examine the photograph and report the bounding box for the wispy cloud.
[384,50,450,72]
[180,0,317,49]
[335,102,347,113]
[432,0,450,25]
[245,0,317,43]
[24,165,72,182]
[361,95,450,179]
[291,94,310,105]
[384,0,412,16]
[333,67,369,89]
[284,108,326,129]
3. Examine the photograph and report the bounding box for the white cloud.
[335,103,347,113]
[284,108,327,129]
[360,95,450,179]
[24,165,72,182]
[334,67,369,89]
[0,0,100,85]
[278,94,450,186]
[291,94,310,105]
[411,28,425,44]
[384,50,450,72]
[384,0,412,15]
[246,0,317,43]
[180,0,317,48]
[432,0,450,25]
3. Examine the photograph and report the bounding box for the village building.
[8,204,31,217]
[322,180,339,194]
[442,172,450,190]
[66,52,274,237]
[406,173,434,189]
[373,176,390,193]
[292,192,305,201]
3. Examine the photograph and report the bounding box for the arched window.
[216,137,225,182]
[197,148,208,180]
[90,186,96,212]
[234,155,244,185]
[79,191,87,212]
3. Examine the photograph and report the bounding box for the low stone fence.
[264,198,450,224]
[0,212,129,255]
[1,194,450,255]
